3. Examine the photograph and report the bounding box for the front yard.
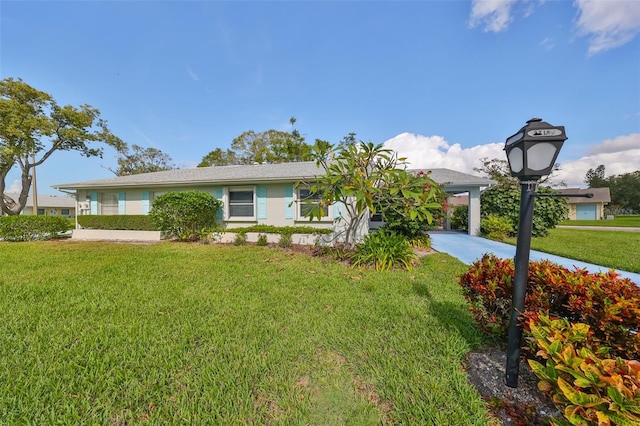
[0,241,491,424]
[505,228,640,273]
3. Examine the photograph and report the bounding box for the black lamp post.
[503,118,566,388]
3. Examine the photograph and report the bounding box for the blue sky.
[1,0,639,194]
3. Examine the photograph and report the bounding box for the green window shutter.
[284,186,294,219]
[118,192,126,214]
[89,192,98,214]
[333,201,345,219]
[257,187,267,219]
[214,188,223,220]
[142,191,150,214]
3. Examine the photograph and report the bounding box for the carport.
[424,169,496,236]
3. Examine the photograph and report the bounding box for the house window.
[61,208,70,216]
[228,189,254,218]
[100,192,119,215]
[37,208,45,215]
[298,188,328,219]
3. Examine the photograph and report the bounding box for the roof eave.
[53,175,317,190]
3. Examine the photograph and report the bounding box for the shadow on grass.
[421,294,488,349]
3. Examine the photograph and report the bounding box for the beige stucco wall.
[76,183,336,231]
[21,206,76,218]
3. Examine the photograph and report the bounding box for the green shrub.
[77,215,157,230]
[408,234,431,249]
[224,225,332,235]
[233,231,247,246]
[481,183,568,237]
[351,229,417,271]
[459,254,640,360]
[450,205,468,231]
[480,215,513,241]
[256,233,268,246]
[527,315,640,426]
[0,215,70,241]
[149,191,221,242]
[312,241,352,261]
[277,232,292,248]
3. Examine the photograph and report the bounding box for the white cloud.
[574,0,640,54]
[7,180,21,193]
[383,132,640,189]
[587,133,640,155]
[468,0,515,32]
[555,133,640,187]
[186,65,200,81]
[554,149,640,187]
[539,37,556,50]
[382,132,504,174]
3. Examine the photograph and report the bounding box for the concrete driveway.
[428,231,640,284]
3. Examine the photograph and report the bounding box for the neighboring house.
[3,193,76,218]
[559,187,611,220]
[52,162,494,237]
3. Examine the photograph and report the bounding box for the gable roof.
[413,168,495,189]
[5,193,75,208]
[558,187,611,204]
[53,162,495,191]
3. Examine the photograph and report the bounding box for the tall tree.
[198,116,315,166]
[473,158,516,184]
[109,144,174,176]
[0,77,123,215]
[198,147,238,167]
[474,157,562,186]
[584,164,607,188]
[608,170,640,213]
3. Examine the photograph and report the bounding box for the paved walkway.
[428,231,640,284]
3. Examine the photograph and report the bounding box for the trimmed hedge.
[0,215,71,241]
[224,225,333,235]
[77,215,157,231]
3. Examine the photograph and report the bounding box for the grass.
[559,214,640,227]
[505,228,640,273]
[0,241,491,425]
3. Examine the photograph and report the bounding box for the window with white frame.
[228,188,254,218]
[298,188,328,219]
[100,192,119,215]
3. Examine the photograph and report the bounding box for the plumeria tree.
[303,140,442,248]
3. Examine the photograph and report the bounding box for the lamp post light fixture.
[503,118,567,388]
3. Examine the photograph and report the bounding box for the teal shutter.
[284,186,294,219]
[118,192,126,214]
[142,191,150,214]
[257,187,267,219]
[89,192,98,214]
[333,201,345,219]
[214,188,223,220]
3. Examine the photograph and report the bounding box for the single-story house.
[3,193,76,217]
[559,187,611,220]
[52,162,494,238]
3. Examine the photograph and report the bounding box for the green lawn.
[559,214,640,227]
[0,241,491,425]
[506,228,640,274]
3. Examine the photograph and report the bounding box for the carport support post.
[505,180,538,388]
